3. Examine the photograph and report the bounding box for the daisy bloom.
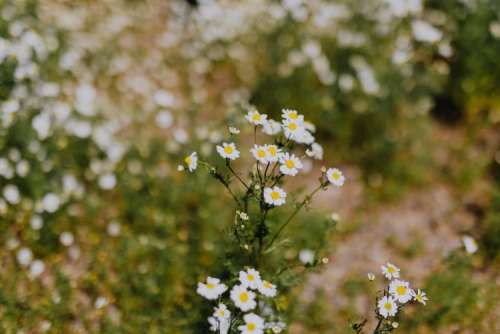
[213,303,231,320]
[282,117,304,140]
[306,143,323,160]
[184,152,198,172]
[216,142,240,160]
[266,144,281,162]
[377,296,398,318]
[326,168,345,186]
[413,289,428,305]
[279,152,303,176]
[230,285,256,311]
[245,109,267,126]
[264,186,286,206]
[251,145,269,163]
[197,277,227,300]
[258,280,277,297]
[381,262,400,280]
[229,126,240,134]
[262,119,282,135]
[238,313,265,334]
[389,279,414,303]
[239,268,262,290]
[281,109,300,120]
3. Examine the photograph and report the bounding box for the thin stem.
[373,318,383,334]
[266,183,325,249]
[201,161,242,207]
[226,160,249,189]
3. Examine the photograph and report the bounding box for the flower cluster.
[377,262,428,319]
[198,268,281,334]
[188,107,344,332]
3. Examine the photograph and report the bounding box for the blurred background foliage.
[0,0,499,333]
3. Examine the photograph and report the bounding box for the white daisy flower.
[281,109,301,120]
[413,289,428,305]
[326,168,345,186]
[197,277,227,300]
[208,316,218,331]
[258,280,277,297]
[303,121,316,133]
[378,296,398,318]
[462,235,478,254]
[306,143,323,160]
[381,262,400,280]
[294,129,315,145]
[279,153,303,176]
[213,303,231,320]
[216,142,240,160]
[239,268,262,290]
[389,279,414,303]
[184,152,198,172]
[230,285,256,311]
[251,145,269,163]
[245,110,267,126]
[265,144,281,163]
[264,186,286,206]
[262,120,282,135]
[282,117,304,140]
[229,126,240,134]
[238,313,264,334]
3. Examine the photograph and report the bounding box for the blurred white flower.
[94,296,108,309]
[42,193,60,213]
[462,235,478,254]
[29,259,45,278]
[99,173,117,190]
[30,215,43,230]
[17,247,33,267]
[60,231,74,246]
[3,184,20,204]
[412,20,442,43]
[155,110,173,129]
[107,221,121,236]
[299,249,315,264]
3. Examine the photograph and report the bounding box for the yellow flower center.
[239,292,249,302]
[247,274,254,281]
[224,146,233,154]
[288,122,297,131]
[257,149,266,158]
[384,302,393,311]
[289,111,298,119]
[207,283,215,289]
[184,156,192,165]
[252,114,261,121]
[247,323,256,331]
[218,310,225,317]
[271,191,281,200]
[285,160,295,168]
[268,146,277,156]
[388,266,395,273]
[396,286,407,296]
[263,281,272,289]
[416,295,423,302]
[331,171,340,180]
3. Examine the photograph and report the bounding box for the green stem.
[266,183,325,250]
